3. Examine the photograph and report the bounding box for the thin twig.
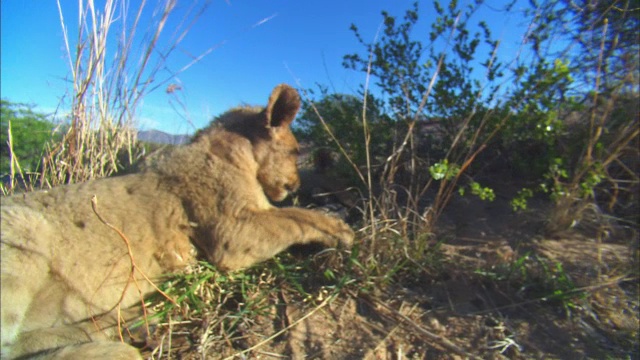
[360,20,384,249]
[90,195,177,339]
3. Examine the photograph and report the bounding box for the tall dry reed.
[34,0,210,188]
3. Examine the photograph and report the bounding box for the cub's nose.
[285,178,300,193]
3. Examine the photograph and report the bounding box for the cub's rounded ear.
[264,84,301,128]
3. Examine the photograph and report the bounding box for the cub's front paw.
[332,218,355,248]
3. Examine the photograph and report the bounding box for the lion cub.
[0,84,354,359]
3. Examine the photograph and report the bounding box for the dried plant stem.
[43,0,212,188]
[360,23,383,249]
[585,18,609,165]
[90,195,176,339]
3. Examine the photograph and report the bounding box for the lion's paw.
[332,219,355,248]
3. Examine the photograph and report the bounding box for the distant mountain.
[137,130,190,145]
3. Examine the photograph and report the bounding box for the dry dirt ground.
[140,185,638,359]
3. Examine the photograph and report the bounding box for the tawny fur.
[0,84,354,359]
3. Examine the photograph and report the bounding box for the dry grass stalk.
[2,122,30,194]
[90,195,177,341]
[36,0,212,188]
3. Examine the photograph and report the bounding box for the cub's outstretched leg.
[210,207,354,270]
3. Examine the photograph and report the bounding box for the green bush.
[295,89,393,181]
[0,99,57,176]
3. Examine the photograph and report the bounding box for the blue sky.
[1,1,530,135]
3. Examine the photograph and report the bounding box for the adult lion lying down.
[0,84,354,359]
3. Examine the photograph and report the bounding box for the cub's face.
[251,84,303,203]
[255,126,301,202]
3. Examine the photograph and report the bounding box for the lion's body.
[0,85,354,359]
[1,174,190,359]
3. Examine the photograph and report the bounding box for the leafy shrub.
[0,100,59,187]
[295,89,393,182]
